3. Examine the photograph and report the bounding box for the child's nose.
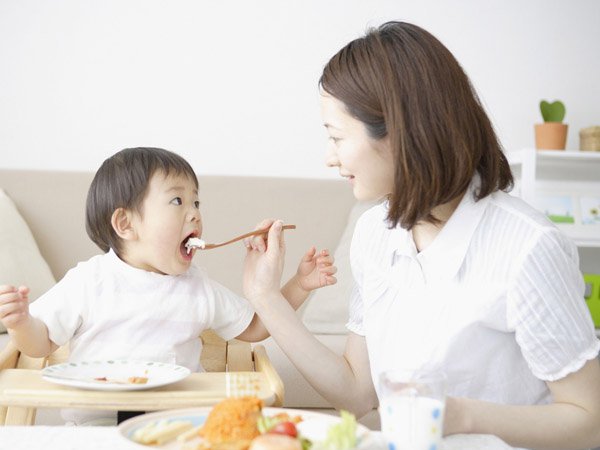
[187,206,200,222]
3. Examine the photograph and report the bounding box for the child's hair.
[319,21,513,229]
[86,147,198,254]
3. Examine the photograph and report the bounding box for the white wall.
[1,0,599,178]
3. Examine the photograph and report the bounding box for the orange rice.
[199,396,263,446]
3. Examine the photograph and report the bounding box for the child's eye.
[329,136,341,144]
[194,200,200,209]
[170,197,183,206]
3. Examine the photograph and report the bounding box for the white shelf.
[507,148,600,248]
[535,149,600,162]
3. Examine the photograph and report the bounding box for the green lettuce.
[314,410,357,450]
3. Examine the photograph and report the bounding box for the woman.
[243,22,600,449]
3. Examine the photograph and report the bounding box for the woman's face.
[320,92,395,202]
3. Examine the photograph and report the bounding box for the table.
[0,426,513,450]
[0,369,276,425]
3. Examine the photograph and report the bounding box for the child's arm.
[0,285,58,357]
[281,246,336,310]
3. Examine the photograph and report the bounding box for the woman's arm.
[242,221,378,416]
[447,357,600,450]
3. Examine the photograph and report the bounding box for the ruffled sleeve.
[507,228,600,381]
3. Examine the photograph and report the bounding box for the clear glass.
[379,369,446,450]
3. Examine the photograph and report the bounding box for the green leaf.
[540,100,566,123]
[314,410,357,450]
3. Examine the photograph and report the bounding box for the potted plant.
[535,100,568,150]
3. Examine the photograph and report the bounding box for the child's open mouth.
[180,232,203,260]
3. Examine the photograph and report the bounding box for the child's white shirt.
[29,250,254,424]
[348,177,600,406]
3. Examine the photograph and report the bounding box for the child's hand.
[0,285,31,330]
[296,247,337,292]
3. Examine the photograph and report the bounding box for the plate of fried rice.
[118,396,380,449]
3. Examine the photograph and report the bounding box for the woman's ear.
[111,208,136,241]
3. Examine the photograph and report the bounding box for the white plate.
[41,360,190,391]
[118,406,381,449]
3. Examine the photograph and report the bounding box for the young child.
[0,147,336,425]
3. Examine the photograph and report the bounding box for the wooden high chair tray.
[0,369,276,411]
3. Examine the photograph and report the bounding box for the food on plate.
[199,396,263,445]
[311,411,357,450]
[128,376,149,384]
[132,419,194,445]
[92,375,149,384]
[177,425,204,442]
[267,421,298,438]
[249,434,302,450]
[125,397,361,449]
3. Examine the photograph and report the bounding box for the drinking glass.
[379,369,446,450]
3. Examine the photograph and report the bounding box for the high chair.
[0,330,283,426]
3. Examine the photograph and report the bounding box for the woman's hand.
[296,247,337,292]
[243,219,287,305]
[0,284,31,330]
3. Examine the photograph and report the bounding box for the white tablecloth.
[0,426,513,450]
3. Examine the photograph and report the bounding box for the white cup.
[379,369,446,450]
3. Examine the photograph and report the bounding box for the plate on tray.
[118,406,380,449]
[41,360,190,391]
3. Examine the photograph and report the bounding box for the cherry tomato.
[268,421,298,438]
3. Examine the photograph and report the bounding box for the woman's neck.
[411,194,463,253]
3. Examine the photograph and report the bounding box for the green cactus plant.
[540,100,566,123]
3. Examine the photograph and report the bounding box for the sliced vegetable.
[313,410,357,450]
[269,421,298,438]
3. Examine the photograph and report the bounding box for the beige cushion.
[0,189,56,333]
[302,201,378,334]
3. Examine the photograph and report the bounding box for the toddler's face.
[124,170,202,275]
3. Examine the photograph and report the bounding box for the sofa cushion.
[302,201,377,334]
[0,189,56,333]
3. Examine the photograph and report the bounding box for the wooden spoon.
[186,224,296,251]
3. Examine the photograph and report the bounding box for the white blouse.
[348,178,599,406]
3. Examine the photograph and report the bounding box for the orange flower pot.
[534,123,568,150]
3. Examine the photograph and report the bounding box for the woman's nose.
[325,146,339,167]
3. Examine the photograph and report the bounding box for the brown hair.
[85,147,198,254]
[320,21,513,229]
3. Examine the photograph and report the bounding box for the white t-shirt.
[30,250,254,425]
[31,250,254,371]
[348,178,600,406]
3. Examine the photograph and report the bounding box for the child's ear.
[111,208,137,241]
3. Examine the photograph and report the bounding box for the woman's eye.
[194,200,200,209]
[329,136,341,144]
[170,197,183,205]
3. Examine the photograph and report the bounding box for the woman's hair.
[319,21,513,229]
[86,147,198,254]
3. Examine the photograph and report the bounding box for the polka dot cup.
[379,369,446,450]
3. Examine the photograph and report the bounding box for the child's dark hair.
[320,21,513,229]
[86,147,198,254]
